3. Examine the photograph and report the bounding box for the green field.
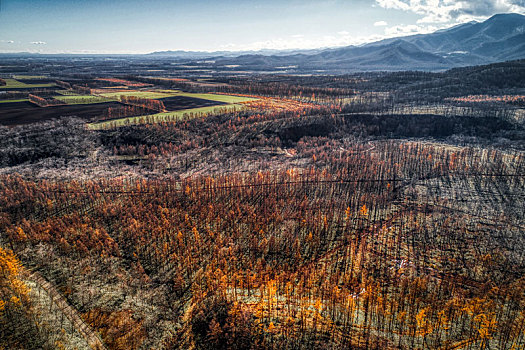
[89,104,247,129]
[56,90,80,96]
[156,89,180,94]
[98,91,179,99]
[54,95,115,105]
[97,90,257,104]
[0,99,29,104]
[12,75,48,80]
[0,78,55,89]
[87,92,258,129]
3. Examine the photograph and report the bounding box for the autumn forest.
[0,57,524,349]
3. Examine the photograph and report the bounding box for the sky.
[0,0,524,54]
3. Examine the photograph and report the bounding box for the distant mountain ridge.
[209,13,525,71]
[147,48,325,59]
[2,13,524,72]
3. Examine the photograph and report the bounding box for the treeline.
[72,84,91,95]
[0,91,28,100]
[390,60,525,103]
[128,75,356,99]
[55,80,72,90]
[218,81,356,99]
[1,90,59,101]
[100,105,155,121]
[119,95,165,112]
[28,94,62,107]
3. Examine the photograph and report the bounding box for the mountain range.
[4,13,524,72]
[150,13,525,72]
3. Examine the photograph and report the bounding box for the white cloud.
[214,0,525,52]
[374,21,388,26]
[376,0,411,11]
[30,41,46,45]
[384,23,439,36]
[218,32,386,52]
[376,0,525,24]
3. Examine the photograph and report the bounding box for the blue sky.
[1,0,524,54]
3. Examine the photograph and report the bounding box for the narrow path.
[21,269,107,350]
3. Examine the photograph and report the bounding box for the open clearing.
[0,99,28,104]
[0,101,124,126]
[97,90,258,104]
[97,90,179,99]
[0,87,259,128]
[88,92,259,128]
[89,104,246,129]
[87,92,259,128]
[54,95,115,105]
[0,78,55,89]
[12,75,49,80]
[160,95,228,111]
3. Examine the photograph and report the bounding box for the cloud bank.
[376,0,525,23]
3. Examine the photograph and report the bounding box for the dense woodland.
[0,59,524,349]
[1,144,524,349]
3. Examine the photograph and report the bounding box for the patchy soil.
[1,86,58,91]
[160,95,227,111]
[0,101,125,126]
[13,79,56,84]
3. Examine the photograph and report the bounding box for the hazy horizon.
[1,0,525,54]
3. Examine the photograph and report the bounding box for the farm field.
[88,91,259,128]
[89,103,245,129]
[0,100,125,126]
[160,95,228,110]
[0,78,261,129]
[53,94,115,105]
[0,98,28,103]
[97,90,179,99]
[0,78,55,89]
[12,75,49,80]
[95,77,152,87]
[96,90,258,103]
